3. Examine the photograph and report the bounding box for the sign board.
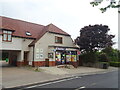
[56,47,66,51]
[36,53,39,59]
[77,50,81,55]
[40,54,43,59]
[40,49,43,52]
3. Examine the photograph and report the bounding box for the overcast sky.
[0,0,118,48]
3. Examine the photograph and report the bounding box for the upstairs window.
[2,30,12,42]
[55,36,63,44]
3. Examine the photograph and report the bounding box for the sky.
[0,0,118,49]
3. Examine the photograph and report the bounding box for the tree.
[98,53,109,62]
[102,47,120,62]
[75,24,115,53]
[75,24,115,63]
[90,0,120,13]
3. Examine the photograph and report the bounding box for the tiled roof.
[0,16,70,39]
[45,23,70,36]
[0,16,45,39]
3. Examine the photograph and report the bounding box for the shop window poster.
[36,48,39,53]
[48,53,53,58]
[40,49,43,52]
[56,52,61,62]
[40,54,43,59]
[36,53,39,59]
[71,55,76,61]
[66,55,71,62]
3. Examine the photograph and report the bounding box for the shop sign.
[56,47,66,50]
[77,50,81,55]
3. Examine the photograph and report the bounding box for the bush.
[80,52,98,63]
[109,62,120,67]
[98,53,109,62]
[99,62,109,69]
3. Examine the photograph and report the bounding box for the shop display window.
[48,53,53,58]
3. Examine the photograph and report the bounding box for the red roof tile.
[0,16,70,46]
[0,16,45,39]
[0,16,70,39]
[45,23,70,36]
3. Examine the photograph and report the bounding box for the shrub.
[80,52,98,63]
[98,53,109,62]
[109,62,120,67]
[99,62,109,69]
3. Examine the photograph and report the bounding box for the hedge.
[109,62,120,67]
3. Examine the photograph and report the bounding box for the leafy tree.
[75,24,115,64]
[102,47,120,62]
[90,0,120,13]
[75,24,115,53]
[98,53,109,62]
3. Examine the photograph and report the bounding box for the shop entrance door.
[61,52,66,64]
[55,51,66,65]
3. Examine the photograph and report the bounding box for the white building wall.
[0,35,33,51]
[0,35,34,61]
[34,32,76,61]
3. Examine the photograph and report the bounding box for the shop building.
[0,16,79,67]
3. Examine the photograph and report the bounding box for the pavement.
[1,61,118,89]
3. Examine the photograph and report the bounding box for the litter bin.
[6,58,9,62]
[103,63,108,69]
[45,58,49,67]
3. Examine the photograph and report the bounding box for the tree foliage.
[90,0,120,13]
[102,47,120,62]
[75,24,115,53]
[98,53,109,62]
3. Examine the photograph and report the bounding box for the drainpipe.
[32,45,35,67]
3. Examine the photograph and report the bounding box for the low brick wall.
[32,61,45,67]
[17,61,25,66]
[49,61,56,66]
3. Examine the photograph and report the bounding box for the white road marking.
[75,86,86,90]
[24,76,82,89]
[80,86,85,89]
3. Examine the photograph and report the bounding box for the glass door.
[61,52,66,64]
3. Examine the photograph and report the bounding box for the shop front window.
[55,50,77,65]
[55,52,61,64]
[66,51,71,63]
[71,51,77,62]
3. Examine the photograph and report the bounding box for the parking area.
[1,63,61,88]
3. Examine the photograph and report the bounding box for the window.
[55,36,63,44]
[26,31,31,36]
[2,30,12,42]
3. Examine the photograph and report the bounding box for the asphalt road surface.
[21,70,119,90]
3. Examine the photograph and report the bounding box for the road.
[19,70,119,90]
